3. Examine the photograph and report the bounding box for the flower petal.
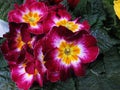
[71,62,86,76]
[10,64,34,90]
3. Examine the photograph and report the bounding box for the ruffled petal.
[10,64,34,90]
[71,62,86,76]
[76,34,99,63]
[44,26,73,51]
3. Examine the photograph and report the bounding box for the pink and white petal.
[29,2,48,19]
[79,46,99,63]
[35,60,46,86]
[28,23,44,34]
[8,10,23,22]
[44,28,61,50]
[16,73,34,90]
[36,73,43,87]
[35,59,47,74]
[34,40,43,60]
[77,34,98,48]
[71,34,99,63]
[71,62,86,76]
[45,26,73,49]
[11,65,34,90]
[59,65,71,80]
[79,20,90,31]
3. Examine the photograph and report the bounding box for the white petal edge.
[0,19,9,37]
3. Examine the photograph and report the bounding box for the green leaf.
[91,28,120,53]
[0,67,18,90]
[104,47,120,83]
[0,0,23,21]
[0,38,7,68]
[43,79,75,90]
[0,52,7,68]
[102,0,116,25]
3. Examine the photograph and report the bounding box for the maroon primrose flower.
[44,26,99,81]
[8,0,48,34]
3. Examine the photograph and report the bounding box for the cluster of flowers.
[1,0,99,90]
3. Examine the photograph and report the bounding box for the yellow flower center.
[22,12,41,27]
[56,19,79,32]
[16,33,25,51]
[58,41,80,65]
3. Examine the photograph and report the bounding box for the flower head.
[8,0,48,34]
[9,43,47,90]
[44,26,99,81]
[10,58,46,90]
[0,23,31,61]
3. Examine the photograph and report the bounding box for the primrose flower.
[0,23,31,61]
[114,0,120,19]
[44,9,90,33]
[8,0,48,34]
[10,56,46,90]
[44,26,99,81]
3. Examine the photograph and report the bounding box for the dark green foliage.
[0,0,23,21]
[0,0,120,90]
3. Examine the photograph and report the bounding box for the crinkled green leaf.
[102,0,116,25]
[0,0,23,21]
[91,28,120,53]
[0,38,7,68]
[0,67,18,90]
[0,52,7,68]
[43,79,75,90]
[104,47,120,82]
